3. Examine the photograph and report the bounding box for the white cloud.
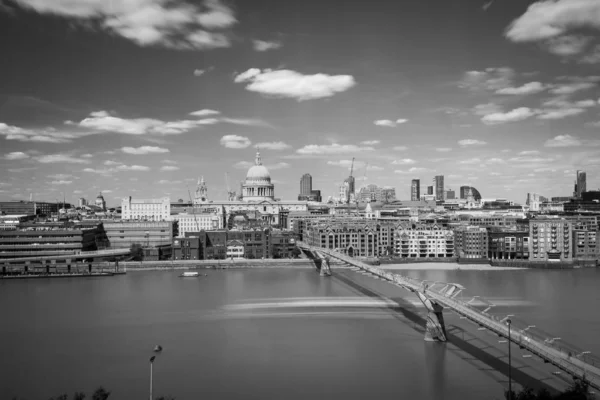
[435,147,452,152]
[296,143,375,155]
[548,76,600,94]
[115,165,150,171]
[10,0,237,50]
[220,135,251,149]
[486,158,505,164]
[234,161,289,170]
[252,39,282,52]
[327,160,365,169]
[519,150,540,156]
[505,0,600,42]
[481,107,537,124]
[360,140,380,145]
[48,173,76,180]
[458,139,487,147]
[234,68,356,101]
[459,67,515,91]
[580,45,600,64]
[104,160,121,166]
[0,122,82,143]
[189,109,220,117]
[544,134,582,147]
[472,103,503,116]
[394,167,430,174]
[459,158,482,165]
[219,117,273,127]
[391,159,416,165]
[374,119,408,127]
[35,154,90,164]
[254,141,291,150]
[51,180,72,185]
[121,146,169,155]
[162,160,178,164]
[81,153,93,158]
[495,81,546,95]
[160,165,180,171]
[393,146,408,151]
[4,151,29,160]
[543,35,592,56]
[537,108,586,119]
[193,69,206,77]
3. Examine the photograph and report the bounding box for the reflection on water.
[0,267,598,400]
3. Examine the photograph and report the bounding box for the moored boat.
[179,271,200,277]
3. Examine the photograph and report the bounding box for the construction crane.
[225,172,236,201]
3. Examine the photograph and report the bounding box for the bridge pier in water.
[416,291,448,342]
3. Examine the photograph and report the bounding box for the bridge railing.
[297,242,600,388]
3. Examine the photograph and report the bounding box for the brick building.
[454,226,488,259]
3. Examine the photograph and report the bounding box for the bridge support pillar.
[313,251,331,277]
[416,291,447,342]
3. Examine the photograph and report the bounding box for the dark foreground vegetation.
[505,380,593,400]
[11,387,174,400]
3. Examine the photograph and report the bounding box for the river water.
[1,265,599,400]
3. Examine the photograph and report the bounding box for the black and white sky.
[1,0,600,205]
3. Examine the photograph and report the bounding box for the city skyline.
[2,0,600,206]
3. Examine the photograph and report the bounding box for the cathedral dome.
[245,151,271,183]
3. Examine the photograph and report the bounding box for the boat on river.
[179,271,200,277]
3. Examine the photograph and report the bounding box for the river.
[1,265,599,400]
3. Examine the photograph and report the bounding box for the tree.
[291,247,302,258]
[92,387,110,400]
[130,243,143,261]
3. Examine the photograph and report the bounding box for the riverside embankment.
[120,258,349,271]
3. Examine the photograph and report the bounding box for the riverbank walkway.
[296,241,600,392]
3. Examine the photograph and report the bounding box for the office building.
[357,184,397,203]
[304,220,379,257]
[454,226,488,259]
[78,198,88,208]
[171,207,225,237]
[103,221,173,249]
[433,175,444,201]
[300,173,312,196]
[487,228,530,260]
[529,218,573,262]
[395,223,454,258]
[574,170,586,198]
[427,186,433,195]
[411,179,420,201]
[446,189,455,200]
[459,186,482,202]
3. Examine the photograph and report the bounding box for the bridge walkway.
[297,242,600,392]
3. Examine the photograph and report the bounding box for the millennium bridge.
[296,241,600,392]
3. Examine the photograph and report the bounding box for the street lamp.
[507,318,512,400]
[149,356,156,400]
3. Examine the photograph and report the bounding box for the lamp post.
[507,318,512,400]
[149,356,155,400]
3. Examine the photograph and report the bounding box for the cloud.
[544,134,582,147]
[505,0,600,42]
[121,146,169,155]
[459,67,515,91]
[234,68,356,101]
[391,159,416,165]
[104,160,121,166]
[548,76,600,94]
[458,139,487,147]
[495,82,546,95]
[220,135,251,149]
[393,146,408,151]
[374,119,408,127]
[219,117,273,127]
[193,69,206,77]
[481,107,537,124]
[234,161,290,170]
[9,0,237,50]
[51,180,72,185]
[435,147,452,152]
[394,167,430,174]
[543,35,592,56]
[84,164,150,174]
[254,141,291,150]
[537,108,586,119]
[252,39,282,51]
[189,109,220,117]
[35,154,90,164]
[74,110,217,135]
[4,151,29,160]
[459,158,482,165]
[519,150,540,156]
[296,143,375,155]
[160,165,180,171]
[161,160,178,164]
[472,103,503,116]
[326,160,365,169]
[48,173,76,180]
[580,45,600,64]
[0,122,82,143]
[360,140,380,145]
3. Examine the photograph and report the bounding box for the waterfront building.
[172,236,203,260]
[103,221,173,249]
[453,226,488,259]
[271,230,297,258]
[487,227,530,260]
[434,175,444,201]
[121,197,170,221]
[411,179,420,201]
[394,223,454,258]
[227,228,271,259]
[95,193,106,211]
[528,218,573,262]
[574,170,586,198]
[0,222,100,259]
[572,229,597,261]
[304,220,379,257]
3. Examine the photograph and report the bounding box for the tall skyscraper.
[427,186,434,195]
[434,175,444,201]
[575,170,586,198]
[300,173,312,195]
[411,179,420,201]
[446,189,455,200]
[344,176,355,197]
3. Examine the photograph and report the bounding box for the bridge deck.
[297,242,600,392]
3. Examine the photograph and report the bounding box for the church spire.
[255,148,262,166]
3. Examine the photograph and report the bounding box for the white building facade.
[121,197,170,221]
[394,224,455,258]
